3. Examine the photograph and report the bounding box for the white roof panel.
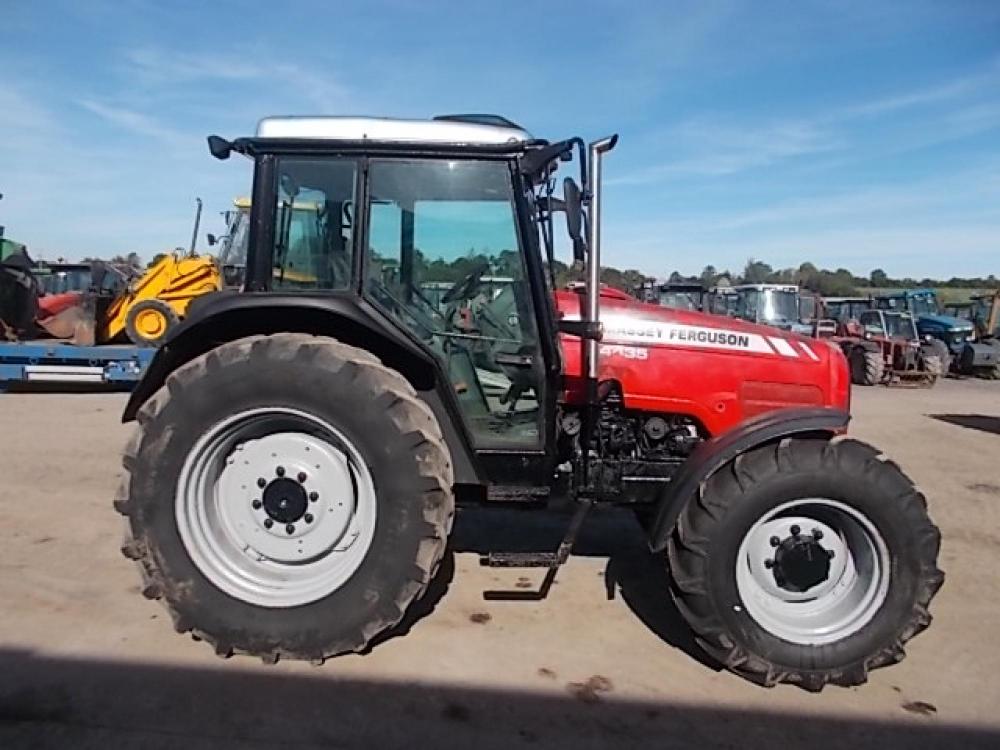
[255,116,532,145]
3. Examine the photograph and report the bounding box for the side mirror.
[206,233,218,246]
[207,135,232,160]
[563,178,586,263]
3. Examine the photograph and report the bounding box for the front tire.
[125,298,180,347]
[921,353,942,386]
[116,334,454,662]
[923,339,951,376]
[850,346,884,386]
[667,438,943,690]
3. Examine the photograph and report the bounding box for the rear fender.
[647,407,850,552]
[122,292,482,484]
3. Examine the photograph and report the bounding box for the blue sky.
[1,0,998,278]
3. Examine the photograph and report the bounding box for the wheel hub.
[136,309,167,338]
[262,478,308,523]
[771,530,832,593]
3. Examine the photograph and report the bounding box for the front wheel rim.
[735,497,890,645]
[135,309,168,339]
[176,407,377,608]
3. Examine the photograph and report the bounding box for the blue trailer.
[0,341,154,392]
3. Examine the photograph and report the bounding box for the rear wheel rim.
[735,497,890,645]
[176,407,377,608]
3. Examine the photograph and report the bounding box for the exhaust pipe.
[189,197,203,255]
[584,135,618,384]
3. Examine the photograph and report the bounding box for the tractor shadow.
[447,505,719,672]
[929,414,1000,436]
[3,647,998,749]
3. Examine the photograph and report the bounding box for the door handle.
[494,352,534,367]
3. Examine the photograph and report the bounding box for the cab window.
[271,158,357,290]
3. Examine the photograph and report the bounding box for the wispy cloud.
[613,59,1000,186]
[78,99,190,146]
[840,62,1000,119]
[124,47,354,112]
[610,119,840,185]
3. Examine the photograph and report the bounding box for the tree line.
[651,259,997,296]
[85,250,996,298]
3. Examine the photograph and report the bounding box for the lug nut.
[264,519,273,529]
[297,472,307,483]
[276,466,285,477]
[309,492,319,502]
[790,525,801,536]
[285,524,295,535]
[304,513,314,524]
[257,478,267,489]
[812,528,823,541]
[252,499,262,510]
[764,559,774,569]
[769,536,780,547]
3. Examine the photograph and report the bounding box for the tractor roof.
[254,115,533,147]
[732,284,799,292]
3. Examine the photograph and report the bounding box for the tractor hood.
[917,313,974,332]
[554,288,824,361]
[554,288,849,434]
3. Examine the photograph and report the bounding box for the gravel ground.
[0,378,998,749]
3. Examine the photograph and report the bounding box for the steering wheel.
[441,260,491,305]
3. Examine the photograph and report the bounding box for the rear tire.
[850,347,884,386]
[116,333,454,662]
[667,438,943,690]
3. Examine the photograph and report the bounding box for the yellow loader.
[103,198,221,347]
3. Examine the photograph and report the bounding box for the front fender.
[647,407,850,552]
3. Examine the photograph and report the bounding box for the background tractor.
[807,298,939,386]
[874,289,984,375]
[729,283,814,335]
[636,280,707,311]
[116,115,942,691]
[943,292,1000,378]
[854,309,942,386]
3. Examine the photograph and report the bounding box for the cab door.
[362,158,546,452]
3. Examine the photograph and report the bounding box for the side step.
[483,552,559,568]
[481,498,592,601]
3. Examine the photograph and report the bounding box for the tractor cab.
[950,293,1000,340]
[731,283,812,335]
[635,280,707,311]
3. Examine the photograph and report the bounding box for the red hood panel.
[554,290,848,434]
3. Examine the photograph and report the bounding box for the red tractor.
[812,298,941,386]
[116,115,942,690]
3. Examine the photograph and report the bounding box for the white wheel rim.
[735,498,890,645]
[176,407,377,608]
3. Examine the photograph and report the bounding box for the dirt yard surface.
[1,379,998,749]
